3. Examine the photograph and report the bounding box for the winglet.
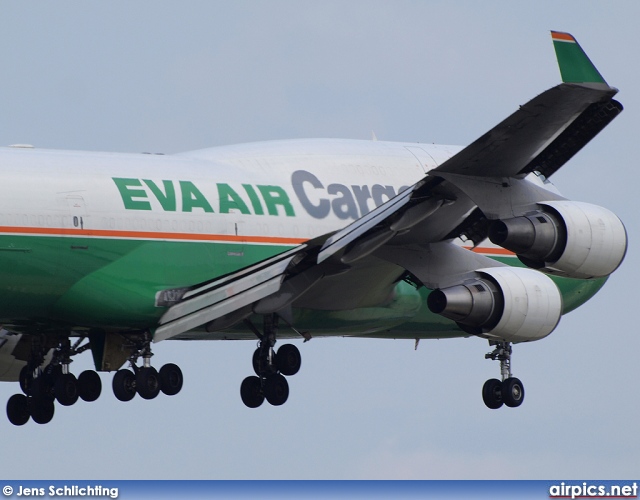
[551,31,607,85]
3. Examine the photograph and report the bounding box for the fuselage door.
[66,195,87,230]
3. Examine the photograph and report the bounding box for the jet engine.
[427,267,562,343]
[488,201,627,279]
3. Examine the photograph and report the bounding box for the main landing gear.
[6,337,103,426]
[111,333,183,403]
[240,314,302,408]
[482,341,525,409]
[5,332,184,426]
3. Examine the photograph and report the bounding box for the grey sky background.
[0,1,637,479]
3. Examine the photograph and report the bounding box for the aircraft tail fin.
[551,31,608,85]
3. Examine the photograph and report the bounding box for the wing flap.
[519,98,622,178]
[154,248,305,342]
[154,276,285,342]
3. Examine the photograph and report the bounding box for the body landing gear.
[482,341,525,409]
[6,337,103,426]
[240,315,301,408]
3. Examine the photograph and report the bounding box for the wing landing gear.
[240,314,302,408]
[110,332,183,403]
[482,341,525,409]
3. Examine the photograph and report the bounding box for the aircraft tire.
[482,378,503,409]
[55,373,79,406]
[240,376,264,408]
[264,373,289,406]
[252,348,262,376]
[7,394,30,426]
[159,363,183,396]
[31,375,55,402]
[137,367,161,400]
[78,370,102,402]
[502,377,525,408]
[276,344,301,376]
[112,369,136,402]
[253,348,281,378]
[19,366,34,395]
[30,398,55,425]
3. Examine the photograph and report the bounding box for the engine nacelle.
[427,267,562,343]
[488,201,627,279]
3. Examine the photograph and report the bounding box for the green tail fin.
[551,31,607,85]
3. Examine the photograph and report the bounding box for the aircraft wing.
[433,31,621,180]
[153,31,622,342]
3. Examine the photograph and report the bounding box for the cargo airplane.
[0,32,626,425]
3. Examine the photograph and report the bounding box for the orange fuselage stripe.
[0,226,306,246]
[0,226,516,255]
[465,246,515,256]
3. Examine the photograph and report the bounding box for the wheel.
[112,369,136,402]
[264,373,289,406]
[7,394,30,426]
[252,348,262,376]
[159,363,183,396]
[502,377,525,408]
[276,344,301,376]
[19,366,34,395]
[137,367,161,400]
[482,378,503,409]
[54,373,79,406]
[30,398,55,425]
[240,376,264,408]
[78,370,102,402]
[252,348,276,377]
[31,375,55,402]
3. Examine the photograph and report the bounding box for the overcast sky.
[0,1,637,479]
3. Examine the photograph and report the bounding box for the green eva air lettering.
[113,178,152,211]
[257,185,295,216]
[218,184,250,214]
[143,179,177,211]
[112,177,296,217]
[180,181,214,213]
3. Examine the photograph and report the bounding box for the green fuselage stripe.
[0,234,606,338]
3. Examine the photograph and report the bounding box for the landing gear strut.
[482,341,525,409]
[111,332,183,403]
[240,314,302,408]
